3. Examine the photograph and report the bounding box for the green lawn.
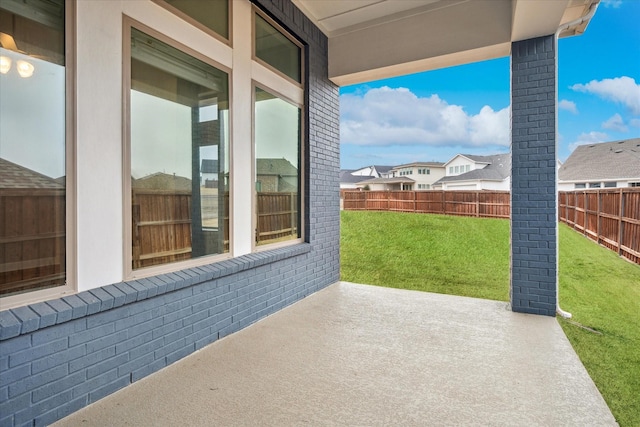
[340,210,640,426]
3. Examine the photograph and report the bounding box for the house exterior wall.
[510,34,557,316]
[0,1,340,425]
[558,179,640,190]
[445,156,481,176]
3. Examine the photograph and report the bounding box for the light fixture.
[0,32,35,77]
[16,60,34,78]
[0,56,10,74]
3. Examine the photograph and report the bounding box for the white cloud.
[630,118,640,128]
[340,86,509,147]
[601,113,628,132]
[568,131,609,152]
[558,99,578,114]
[571,76,640,115]
[602,0,622,7]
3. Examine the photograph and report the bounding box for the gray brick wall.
[0,1,340,425]
[510,35,557,316]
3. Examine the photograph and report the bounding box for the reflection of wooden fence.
[132,190,194,269]
[257,192,298,244]
[0,188,66,296]
[559,189,640,265]
[342,190,510,219]
[131,190,297,268]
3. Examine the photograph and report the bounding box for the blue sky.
[339,0,640,169]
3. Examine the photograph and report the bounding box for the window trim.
[152,0,232,46]
[122,16,233,281]
[0,0,76,310]
[252,6,304,88]
[251,81,305,252]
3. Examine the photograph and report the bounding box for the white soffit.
[292,0,599,86]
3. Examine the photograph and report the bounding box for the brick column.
[510,35,557,316]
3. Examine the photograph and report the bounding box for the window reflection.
[254,87,301,245]
[0,1,66,297]
[130,28,229,270]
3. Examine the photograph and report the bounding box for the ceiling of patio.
[291,0,600,86]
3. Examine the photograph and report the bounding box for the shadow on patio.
[53,282,615,426]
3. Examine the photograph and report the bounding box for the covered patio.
[54,282,615,426]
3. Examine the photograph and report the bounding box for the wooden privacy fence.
[559,188,640,264]
[0,188,66,296]
[342,190,511,219]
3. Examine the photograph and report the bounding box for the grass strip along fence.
[340,210,640,426]
[343,189,640,265]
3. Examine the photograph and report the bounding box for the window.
[128,27,230,270]
[254,87,301,245]
[154,0,229,40]
[574,183,586,189]
[603,182,616,188]
[465,165,471,172]
[426,169,430,175]
[455,166,460,173]
[589,182,601,188]
[631,182,640,188]
[1,0,67,297]
[449,167,453,174]
[254,11,301,84]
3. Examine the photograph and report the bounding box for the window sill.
[0,243,311,340]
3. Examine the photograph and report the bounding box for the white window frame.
[251,6,305,251]
[0,0,77,310]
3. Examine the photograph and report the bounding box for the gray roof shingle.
[558,138,640,181]
[0,158,64,189]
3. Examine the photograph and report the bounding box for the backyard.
[340,210,640,427]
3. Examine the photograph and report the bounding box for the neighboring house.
[433,153,511,190]
[340,169,373,189]
[0,0,600,424]
[201,159,219,187]
[558,138,640,190]
[133,172,192,192]
[0,158,64,190]
[350,165,393,178]
[355,176,415,191]
[256,158,298,192]
[340,165,393,189]
[388,162,445,190]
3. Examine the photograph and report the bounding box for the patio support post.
[510,34,557,316]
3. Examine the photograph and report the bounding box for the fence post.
[618,188,624,256]
[475,191,480,217]
[584,190,588,237]
[441,191,445,215]
[597,190,602,245]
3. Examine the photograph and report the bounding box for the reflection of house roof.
[257,158,298,176]
[133,172,192,191]
[357,177,415,185]
[201,159,219,174]
[436,153,511,184]
[0,158,64,189]
[558,139,640,181]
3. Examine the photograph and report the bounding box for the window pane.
[0,1,66,297]
[159,0,228,39]
[130,29,229,270]
[255,13,301,83]
[255,87,301,245]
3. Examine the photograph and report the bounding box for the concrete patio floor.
[54,282,616,426]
